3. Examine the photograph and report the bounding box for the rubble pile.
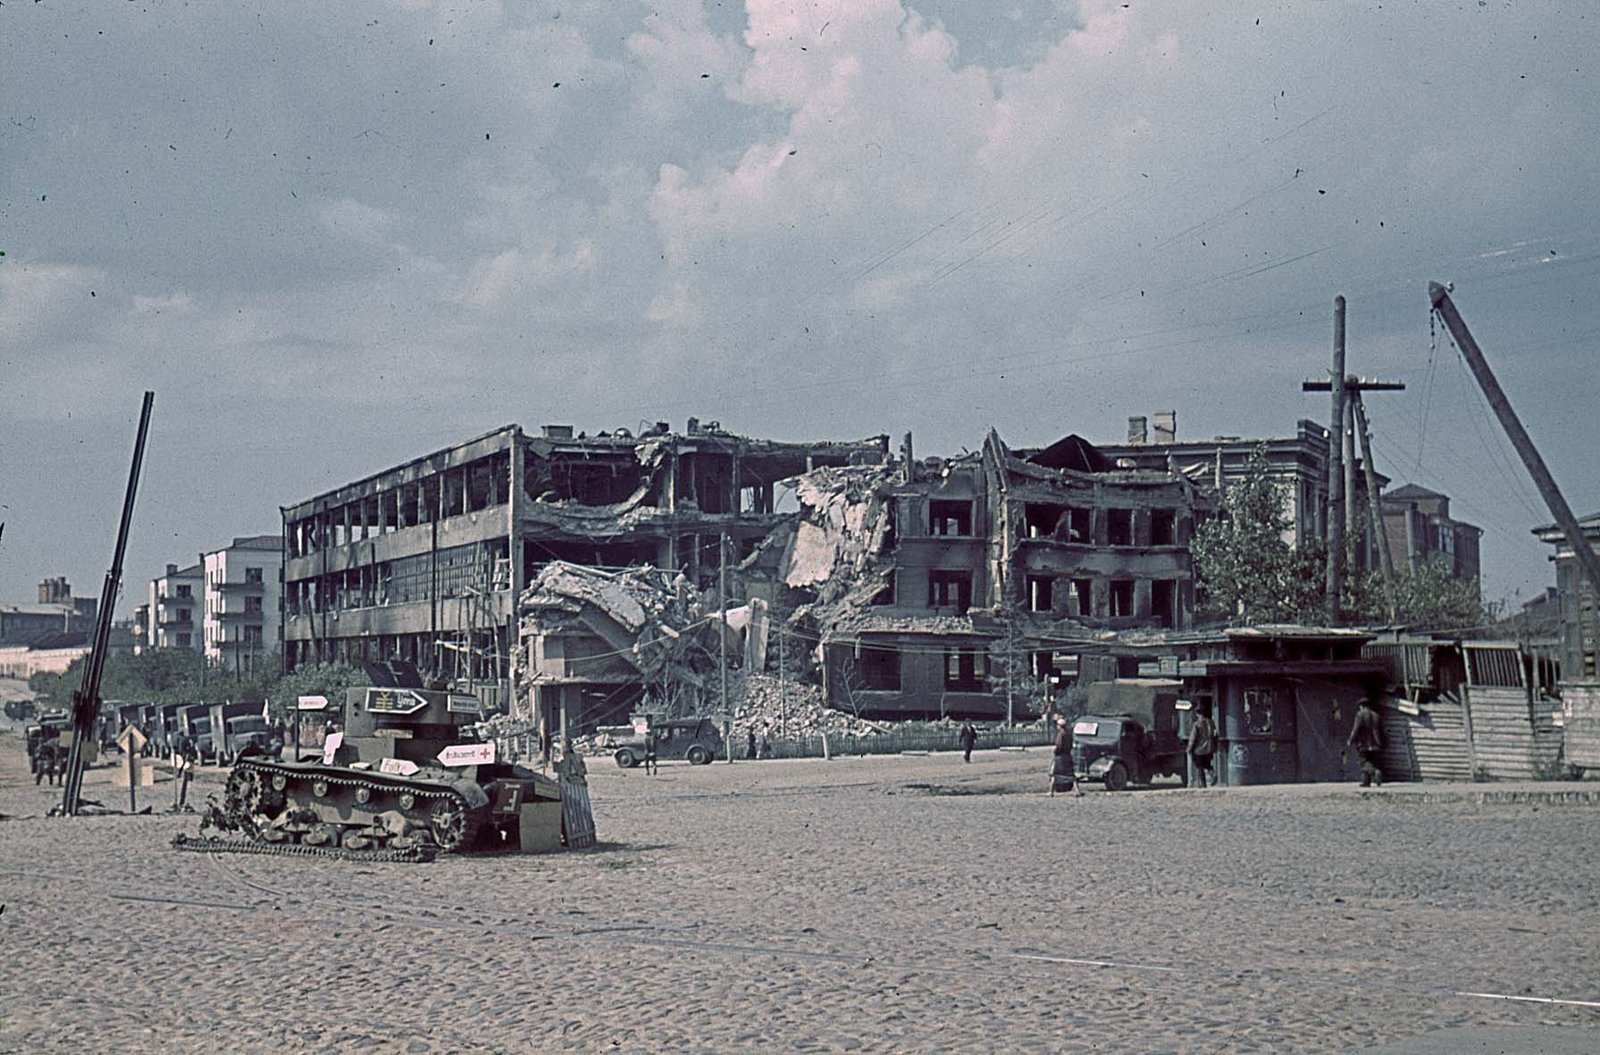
[729,672,886,740]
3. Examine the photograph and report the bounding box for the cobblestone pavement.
[1,729,1596,1054]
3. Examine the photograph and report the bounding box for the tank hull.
[224,756,553,853]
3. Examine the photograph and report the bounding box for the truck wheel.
[614,749,638,769]
[1104,761,1129,792]
[686,745,712,766]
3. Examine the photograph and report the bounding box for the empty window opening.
[1027,575,1054,612]
[1151,579,1176,629]
[928,571,973,612]
[929,500,973,536]
[1109,579,1135,618]
[1024,503,1067,539]
[1107,509,1134,546]
[857,646,902,690]
[1066,508,1091,542]
[1072,579,1094,617]
[944,648,987,691]
[1150,509,1176,546]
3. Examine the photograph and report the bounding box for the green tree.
[1191,445,1326,624]
[1347,558,1484,630]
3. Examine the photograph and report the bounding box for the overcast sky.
[3,1,1597,619]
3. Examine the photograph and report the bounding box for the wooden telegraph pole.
[1325,296,1347,623]
[1305,299,1405,622]
[719,532,732,762]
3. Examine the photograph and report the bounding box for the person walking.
[1188,702,1217,788]
[1049,717,1081,797]
[959,722,978,763]
[746,728,758,760]
[1348,697,1384,787]
[644,728,658,776]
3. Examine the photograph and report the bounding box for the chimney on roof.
[38,577,71,604]
[1153,410,1176,445]
[166,563,178,576]
[1127,416,1148,445]
[686,417,701,435]
[540,425,574,440]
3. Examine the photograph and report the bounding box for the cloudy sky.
[3,1,1596,617]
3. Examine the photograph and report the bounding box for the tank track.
[172,832,436,864]
[225,758,484,852]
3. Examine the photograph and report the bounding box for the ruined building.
[782,429,1213,721]
[280,422,888,711]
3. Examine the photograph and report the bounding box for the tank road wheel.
[686,745,712,766]
[428,796,473,852]
[222,766,284,832]
[615,749,638,769]
[1104,761,1130,792]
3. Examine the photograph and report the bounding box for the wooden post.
[1353,393,1396,587]
[719,532,731,762]
[1325,296,1347,624]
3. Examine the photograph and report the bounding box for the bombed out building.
[280,422,888,710]
[789,429,1214,721]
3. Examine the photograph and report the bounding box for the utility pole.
[1430,282,1600,600]
[1352,394,1396,579]
[719,531,731,762]
[778,622,787,741]
[1305,300,1406,619]
[1325,295,1347,624]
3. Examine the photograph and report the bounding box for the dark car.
[610,717,723,767]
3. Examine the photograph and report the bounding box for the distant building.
[1,578,94,646]
[202,535,284,675]
[1379,484,1482,582]
[148,563,203,652]
[1096,414,1386,562]
[1533,512,1600,679]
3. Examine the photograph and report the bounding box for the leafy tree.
[1194,444,1487,629]
[1191,445,1325,624]
[1347,559,1484,630]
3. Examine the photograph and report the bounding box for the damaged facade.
[789,429,1213,721]
[281,422,888,712]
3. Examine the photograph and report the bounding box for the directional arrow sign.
[436,742,495,767]
[116,724,148,754]
[378,757,420,777]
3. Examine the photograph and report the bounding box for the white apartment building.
[201,535,283,673]
[147,562,203,652]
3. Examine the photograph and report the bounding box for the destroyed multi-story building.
[280,421,888,711]
[785,429,1214,721]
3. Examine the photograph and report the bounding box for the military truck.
[1072,679,1188,791]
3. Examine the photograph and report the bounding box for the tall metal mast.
[1429,282,1600,598]
[60,392,155,815]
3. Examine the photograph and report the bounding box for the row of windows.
[287,453,510,557]
[286,542,509,615]
[922,501,1185,545]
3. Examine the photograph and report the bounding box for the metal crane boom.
[1428,282,1600,599]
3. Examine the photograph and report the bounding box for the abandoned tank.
[220,687,559,853]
